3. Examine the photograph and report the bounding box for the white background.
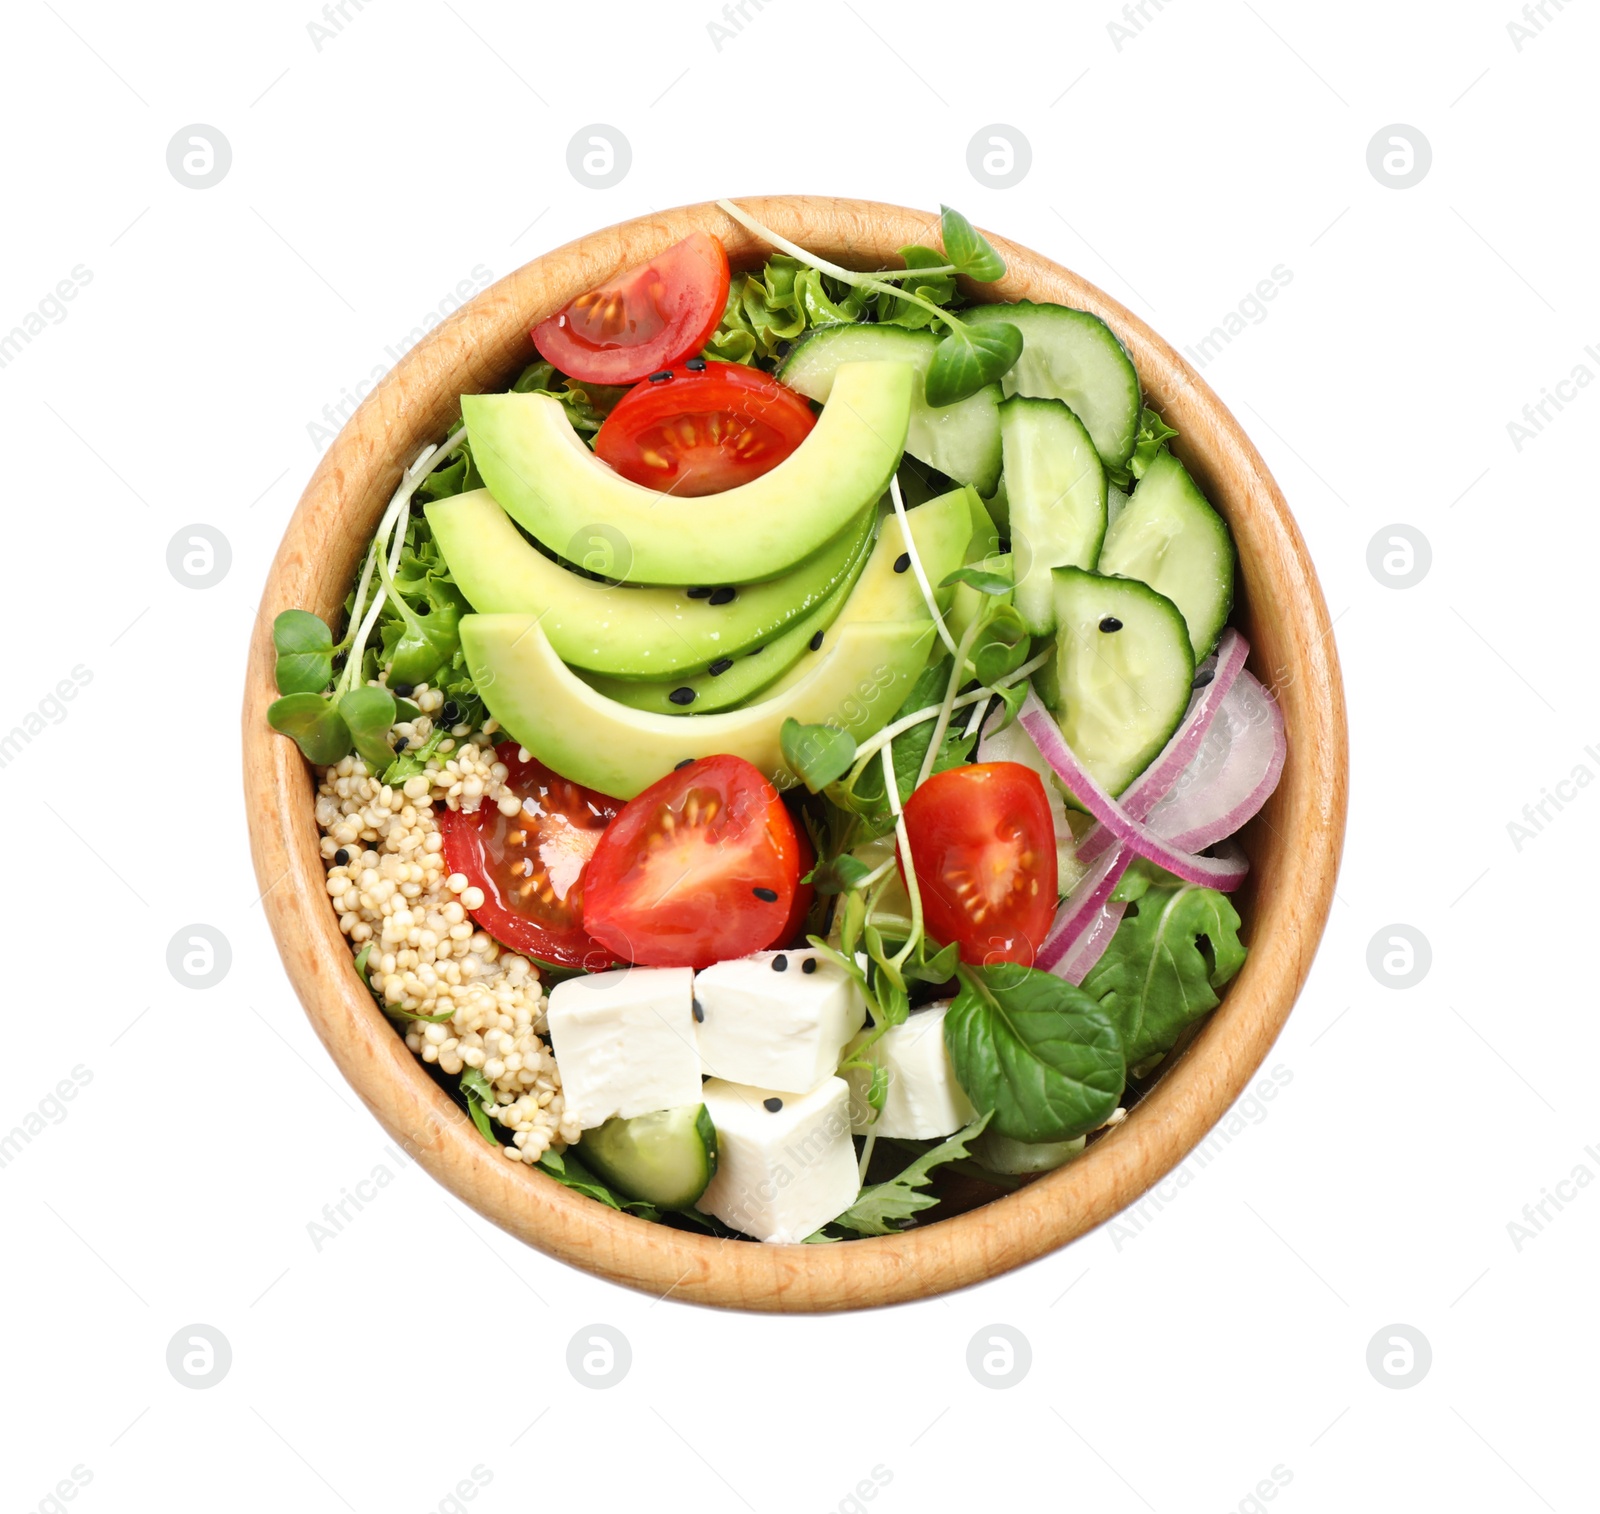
[2,1,1594,1510]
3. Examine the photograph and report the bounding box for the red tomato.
[437,743,621,970]
[581,756,802,969]
[594,361,817,496]
[899,763,1058,967]
[770,815,817,949]
[531,232,731,385]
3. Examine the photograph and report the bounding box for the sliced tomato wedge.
[771,815,817,949]
[594,360,816,496]
[899,763,1058,967]
[581,755,801,969]
[437,743,621,970]
[532,232,731,386]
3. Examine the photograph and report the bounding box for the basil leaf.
[273,609,335,695]
[925,320,1022,407]
[945,963,1125,1143]
[267,692,353,765]
[823,1112,992,1236]
[1081,885,1246,1066]
[939,206,1006,282]
[780,717,857,792]
[940,565,1013,595]
[338,685,397,772]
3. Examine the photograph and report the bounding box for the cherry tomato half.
[531,232,731,386]
[772,815,817,950]
[581,756,802,969]
[899,763,1058,967]
[594,361,817,496]
[437,743,621,970]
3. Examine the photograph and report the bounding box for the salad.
[267,200,1286,1246]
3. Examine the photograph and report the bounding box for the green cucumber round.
[577,1103,718,1210]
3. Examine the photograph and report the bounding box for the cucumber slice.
[1097,450,1236,660]
[1001,397,1107,635]
[576,1103,717,1210]
[967,301,1141,469]
[1050,567,1194,797]
[779,324,1002,495]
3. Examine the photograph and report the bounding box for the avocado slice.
[462,618,937,799]
[586,485,982,715]
[426,490,876,680]
[461,360,914,586]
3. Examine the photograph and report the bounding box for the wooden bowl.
[243,197,1347,1311]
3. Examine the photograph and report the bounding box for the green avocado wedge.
[578,484,980,715]
[426,490,876,680]
[461,617,937,799]
[578,540,870,715]
[462,360,914,585]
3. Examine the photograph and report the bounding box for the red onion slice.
[1144,668,1286,854]
[1034,844,1131,973]
[1052,897,1128,985]
[1017,691,1249,890]
[1078,627,1250,863]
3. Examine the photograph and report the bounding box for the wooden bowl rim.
[242,195,1347,1313]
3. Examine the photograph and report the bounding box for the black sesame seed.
[752,886,779,903]
[392,683,414,698]
[894,552,911,574]
[686,586,714,599]
[685,356,707,371]
[708,587,736,606]
[707,657,733,676]
[394,737,409,753]
[692,998,705,1023]
[675,757,695,770]
[771,954,788,972]
[669,686,697,706]
[441,700,461,723]
[808,630,824,651]
[763,1097,784,1112]
[801,957,817,975]
[748,645,764,656]
[774,339,793,358]
[1098,616,1123,633]
[334,848,350,866]
[648,369,673,383]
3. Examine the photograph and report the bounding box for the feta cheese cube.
[545,967,701,1130]
[698,1076,861,1243]
[693,949,867,1094]
[843,999,977,1139]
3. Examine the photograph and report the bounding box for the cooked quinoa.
[313,684,583,1162]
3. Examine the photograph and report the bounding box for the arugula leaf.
[353,943,373,988]
[458,1067,501,1145]
[1081,884,1246,1066]
[1109,857,1185,904]
[939,206,1006,282]
[273,610,335,695]
[823,1112,992,1237]
[944,963,1125,1143]
[537,1149,663,1221]
[338,684,397,772]
[781,718,857,792]
[267,693,352,765]
[925,319,1022,407]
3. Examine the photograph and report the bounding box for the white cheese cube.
[693,949,867,1094]
[545,967,701,1130]
[843,1000,977,1139]
[698,1076,861,1243]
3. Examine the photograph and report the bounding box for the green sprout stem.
[717,199,969,335]
[916,613,984,789]
[889,474,959,658]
